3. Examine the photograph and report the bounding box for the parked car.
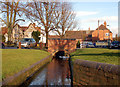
[86,42,95,48]
[1,42,5,49]
[95,41,109,48]
[17,38,36,48]
[110,41,120,49]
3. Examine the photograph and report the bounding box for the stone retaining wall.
[2,55,52,86]
[73,59,120,85]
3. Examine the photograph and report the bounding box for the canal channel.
[20,57,72,86]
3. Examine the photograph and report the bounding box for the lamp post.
[98,20,100,41]
[107,25,111,47]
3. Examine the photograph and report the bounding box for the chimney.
[33,23,35,27]
[89,27,90,31]
[104,21,107,28]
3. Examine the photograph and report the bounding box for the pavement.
[4,47,17,49]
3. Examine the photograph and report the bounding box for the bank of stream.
[20,58,72,86]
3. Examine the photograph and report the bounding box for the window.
[14,34,18,37]
[105,33,109,36]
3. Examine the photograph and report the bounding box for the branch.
[0,18,7,25]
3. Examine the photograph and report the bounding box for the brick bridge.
[48,38,77,55]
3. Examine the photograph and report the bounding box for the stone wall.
[73,59,120,85]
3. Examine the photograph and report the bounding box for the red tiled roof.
[65,30,94,39]
[48,35,60,38]
[35,27,41,31]
[20,26,28,31]
[96,24,112,33]
[1,23,41,34]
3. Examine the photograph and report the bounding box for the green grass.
[2,49,50,79]
[71,48,120,65]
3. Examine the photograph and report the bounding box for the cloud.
[110,27,118,37]
[82,16,118,22]
[75,11,99,17]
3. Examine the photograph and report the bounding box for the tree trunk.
[46,31,48,49]
[8,27,11,45]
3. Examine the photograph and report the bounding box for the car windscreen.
[31,39,36,42]
[112,41,119,44]
[21,38,31,42]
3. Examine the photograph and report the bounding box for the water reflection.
[29,58,71,86]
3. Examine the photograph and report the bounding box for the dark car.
[86,42,95,48]
[1,42,5,49]
[110,41,120,49]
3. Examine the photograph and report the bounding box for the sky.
[71,2,118,37]
[19,1,119,37]
[0,1,119,38]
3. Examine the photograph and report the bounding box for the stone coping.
[48,38,76,40]
[74,59,120,75]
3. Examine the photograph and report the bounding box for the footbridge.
[48,38,77,55]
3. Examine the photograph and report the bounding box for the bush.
[2,35,5,42]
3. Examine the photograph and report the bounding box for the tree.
[2,35,5,42]
[22,1,59,48]
[23,1,76,49]
[52,2,77,39]
[0,0,25,44]
[76,40,80,48]
[32,30,40,46]
[115,34,118,41]
[118,36,120,42]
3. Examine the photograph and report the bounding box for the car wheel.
[28,45,30,49]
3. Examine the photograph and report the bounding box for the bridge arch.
[48,38,77,55]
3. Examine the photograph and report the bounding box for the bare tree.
[23,1,76,48]
[23,1,59,48]
[53,2,77,39]
[0,0,25,44]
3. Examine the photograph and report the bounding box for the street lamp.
[106,25,111,47]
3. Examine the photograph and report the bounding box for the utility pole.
[98,20,99,41]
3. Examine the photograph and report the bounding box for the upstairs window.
[105,33,109,36]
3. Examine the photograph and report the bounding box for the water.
[23,58,71,86]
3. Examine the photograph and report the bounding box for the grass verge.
[2,49,50,80]
[71,48,120,65]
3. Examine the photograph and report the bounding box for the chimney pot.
[104,21,107,28]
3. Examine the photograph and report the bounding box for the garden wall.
[2,55,52,86]
[73,59,120,85]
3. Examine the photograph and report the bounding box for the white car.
[17,38,36,48]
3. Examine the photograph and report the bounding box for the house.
[65,21,113,42]
[65,28,94,42]
[92,21,113,42]
[1,23,41,43]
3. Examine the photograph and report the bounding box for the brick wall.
[73,59,120,85]
[92,30,113,41]
[48,38,77,54]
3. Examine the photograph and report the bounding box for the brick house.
[65,21,113,42]
[65,28,94,42]
[1,23,40,43]
[92,21,113,42]
[47,21,113,52]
